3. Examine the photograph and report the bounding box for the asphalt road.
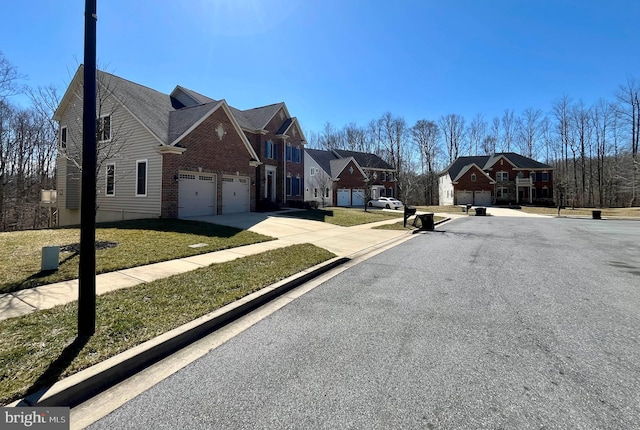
[89,216,640,429]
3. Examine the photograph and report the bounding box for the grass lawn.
[0,243,335,406]
[0,219,273,294]
[283,207,403,226]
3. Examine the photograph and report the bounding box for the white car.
[368,197,403,210]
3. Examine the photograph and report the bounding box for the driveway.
[188,210,410,258]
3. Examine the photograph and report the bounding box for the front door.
[266,170,275,202]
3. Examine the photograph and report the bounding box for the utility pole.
[78,0,97,337]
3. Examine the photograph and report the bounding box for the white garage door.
[456,191,473,205]
[222,176,250,214]
[178,172,216,218]
[352,189,365,206]
[337,189,350,206]
[474,190,492,206]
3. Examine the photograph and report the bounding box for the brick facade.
[161,107,256,217]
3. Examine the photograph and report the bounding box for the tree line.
[307,78,639,209]
[0,48,638,232]
[0,52,59,231]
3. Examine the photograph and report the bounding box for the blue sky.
[2,0,638,135]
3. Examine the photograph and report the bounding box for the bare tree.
[0,51,23,99]
[501,109,515,152]
[378,112,407,200]
[516,107,543,159]
[467,114,486,156]
[615,76,640,205]
[411,119,441,205]
[439,113,465,163]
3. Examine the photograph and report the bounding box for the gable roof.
[54,67,298,157]
[305,148,337,175]
[332,149,394,170]
[452,163,496,184]
[443,152,552,179]
[54,66,174,145]
[305,148,394,179]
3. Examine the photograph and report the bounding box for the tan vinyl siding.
[65,159,81,209]
[55,78,163,225]
[94,91,162,219]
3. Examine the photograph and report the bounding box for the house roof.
[305,148,336,175]
[329,157,353,178]
[452,163,496,184]
[305,148,394,179]
[168,101,221,143]
[443,152,552,179]
[332,149,394,170]
[225,103,285,132]
[54,67,175,145]
[55,67,298,155]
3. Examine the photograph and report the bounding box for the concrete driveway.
[188,210,412,258]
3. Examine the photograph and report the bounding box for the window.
[325,188,330,198]
[106,163,115,196]
[530,171,535,180]
[496,171,508,181]
[310,167,316,176]
[381,172,386,181]
[314,188,318,198]
[286,176,291,196]
[97,115,111,142]
[286,144,292,161]
[292,146,301,163]
[292,177,301,195]
[542,172,549,182]
[136,160,147,196]
[496,187,508,199]
[60,126,67,149]
[265,141,275,159]
[471,173,477,182]
[387,187,393,197]
[388,172,394,181]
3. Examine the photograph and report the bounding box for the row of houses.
[48,68,553,226]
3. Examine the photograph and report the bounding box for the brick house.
[52,67,305,226]
[439,153,554,206]
[304,149,396,207]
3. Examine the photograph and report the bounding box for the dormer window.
[471,173,477,182]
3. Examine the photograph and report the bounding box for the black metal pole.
[79,0,97,337]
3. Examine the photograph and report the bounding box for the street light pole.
[78,0,97,337]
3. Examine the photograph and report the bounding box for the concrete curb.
[12,256,350,408]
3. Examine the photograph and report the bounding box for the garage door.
[456,191,473,205]
[337,189,350,206]
[352,189,365,206]
[222,176,250,214]
[178,172,216,218]
[474,190,492,206]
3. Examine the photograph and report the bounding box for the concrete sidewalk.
[0,211,419,321]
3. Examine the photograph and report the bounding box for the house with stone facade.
[52,67,305,226]
[439,152,553,206]
[304,149,396,207]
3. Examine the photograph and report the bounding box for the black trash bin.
[414,212,434,231]
[592,210,601,220]
[475,207,486,216]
